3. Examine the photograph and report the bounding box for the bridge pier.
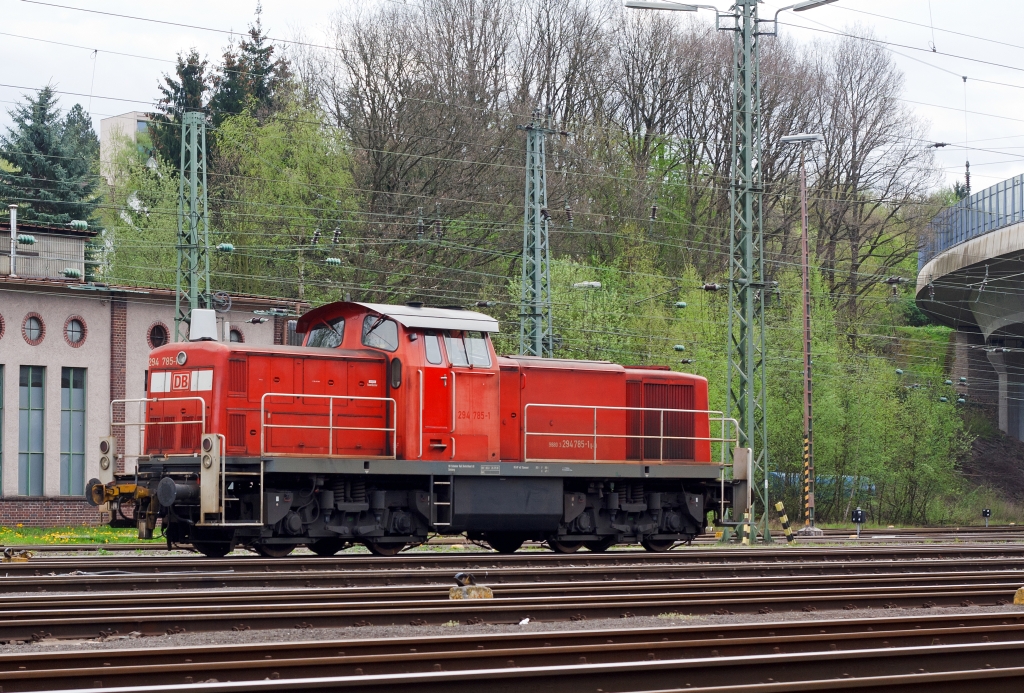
[986,349,1024,439]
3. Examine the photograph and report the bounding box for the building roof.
[0,220,99,238]
[0,275,307,310]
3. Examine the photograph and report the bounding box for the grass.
[0,525,161,545]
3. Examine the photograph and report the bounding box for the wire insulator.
[650,204,658,221]
[332,226,341,245]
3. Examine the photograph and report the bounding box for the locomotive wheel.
[192,541,231,558]
[308,538,349,557]
[547,539,584,554]
[486,533,526,554]
[364,541,407,556]
[640,538,677,553]
[584,536,618,553]
[254,543,295,558]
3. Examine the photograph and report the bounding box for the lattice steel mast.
[519,112,558,357]
[174,111,211,342]
[722,0,770,539]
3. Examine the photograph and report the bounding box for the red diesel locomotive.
[89,301,744,556]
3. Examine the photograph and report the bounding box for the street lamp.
[781,132,823,535]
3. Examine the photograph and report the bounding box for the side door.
[419,331,453,458]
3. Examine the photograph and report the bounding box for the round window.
[24,316,42,342]
[150,324,168,348]
[66,319,84,345]
[229,329,243,343]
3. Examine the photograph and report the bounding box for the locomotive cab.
[89,301,742,557]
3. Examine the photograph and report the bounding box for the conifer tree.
[209,4,291,126]
[0,86,99,225]
[149,49,210,163]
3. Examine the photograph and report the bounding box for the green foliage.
[101,134,180,288]
[211,99,357,301]
[0,86,100,226]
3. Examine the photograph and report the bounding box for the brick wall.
[273,315,286,345]
[110,295,127,473]
[0,498,107,526]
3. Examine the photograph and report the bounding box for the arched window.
[23,314,44,345]
[65,317,85,346]
[229,329,243,343]
[149,323,168,348]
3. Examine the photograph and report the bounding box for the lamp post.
[624,0,838,542]
[781,132,823,535]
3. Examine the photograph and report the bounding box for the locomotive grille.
[180,415,200,451]
[228,359,247,394]
[641,383,695,461]
[228,413,246,450]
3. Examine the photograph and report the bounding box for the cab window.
[424,332,443,364]
[444,332,470,367]
[306,317,345,348]
[362,315,399,352]
[465,332,492,367]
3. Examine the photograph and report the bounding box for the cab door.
[420,332,453,458]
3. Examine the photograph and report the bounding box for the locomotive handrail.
[109,396,207,459]
[259,392,397,458]
[522,403,739,464]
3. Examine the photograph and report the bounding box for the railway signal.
[983,508,992,528]
[852,506,866,538]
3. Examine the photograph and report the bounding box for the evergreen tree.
[0,86,99,225]
[149,49,210,163]
[209,5,291,126]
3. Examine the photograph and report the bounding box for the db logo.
[171,372,191,391]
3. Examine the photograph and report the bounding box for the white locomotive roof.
[357,303,500,333]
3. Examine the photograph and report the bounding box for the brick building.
[1,218,302,526]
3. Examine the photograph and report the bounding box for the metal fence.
[921,174,1024,271]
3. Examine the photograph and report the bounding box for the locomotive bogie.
[93,302,740,555]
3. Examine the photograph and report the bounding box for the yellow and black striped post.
[802,437,815,528]
[775,501,795,543]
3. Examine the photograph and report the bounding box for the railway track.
[5,612,1024,692]
[5,545,1024,593]
[0,568,1019,641]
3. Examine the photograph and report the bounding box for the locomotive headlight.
[202,437,213,452]
[99,440,109,454]
[99,456,110,470]
[202,454,213,469]
[176,351,187,366]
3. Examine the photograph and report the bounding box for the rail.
[522,403,738,464]
[109,397,207,460]
[259,392,397,458]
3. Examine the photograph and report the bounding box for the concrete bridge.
[917,174,1024,439]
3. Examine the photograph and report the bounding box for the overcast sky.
[3,0,1023,192]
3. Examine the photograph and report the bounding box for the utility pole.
[518,111,560,357]
[626,0,838,542]
[174,111,211,342]
[782,132,823,535]
[720,0,771,541]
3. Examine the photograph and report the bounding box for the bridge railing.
[921,174,1024,271]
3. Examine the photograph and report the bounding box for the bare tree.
[808,31,936,331]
